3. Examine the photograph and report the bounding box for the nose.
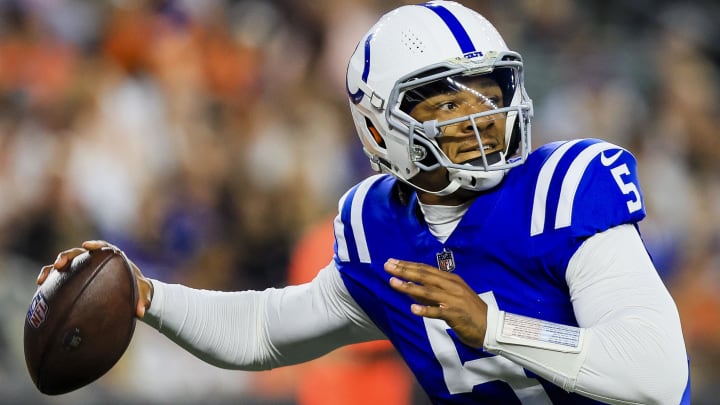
[462,113,494,134]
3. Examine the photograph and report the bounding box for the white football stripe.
[530,140,582,236]
[334,188,352,262]
[350,175,384,263]
[554,142,618,230]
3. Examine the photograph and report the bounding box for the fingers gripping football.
[385,258,488,348]
[37,240,153,318]
[36,247,86,285]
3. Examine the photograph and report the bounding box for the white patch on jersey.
[531,141,620,236]
[344,175,385,263]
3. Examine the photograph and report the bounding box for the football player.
[40,1,690,403]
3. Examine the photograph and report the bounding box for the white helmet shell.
[346,1,533,194]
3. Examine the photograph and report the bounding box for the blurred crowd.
[0,0,718,404]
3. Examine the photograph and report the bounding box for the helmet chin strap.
[410,178,463,196]
[403,166,505,197]
[402,146,509,196]
[448,167,506,192]
[447,152,509,192]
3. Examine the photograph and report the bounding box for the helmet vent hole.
[400,29,425,54]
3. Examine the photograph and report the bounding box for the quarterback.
[41,1,690,404]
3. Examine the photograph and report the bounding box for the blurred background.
[1,0,719,403]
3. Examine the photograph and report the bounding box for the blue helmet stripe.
[347,33,373,104]
[422,3,476,54]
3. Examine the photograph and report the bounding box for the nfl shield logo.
[436,248,456,272]
[27,291,49,328]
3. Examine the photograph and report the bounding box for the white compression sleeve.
[141,262,384,370]
[483,224,688,404]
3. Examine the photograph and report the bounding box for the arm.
[141,262,385,370]
[482,224,688,404]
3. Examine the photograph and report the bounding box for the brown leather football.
[24,247,137,395]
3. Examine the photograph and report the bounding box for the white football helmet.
[346,1,533,194]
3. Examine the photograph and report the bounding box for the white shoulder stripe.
[554,142,618,230]
[334,175,385,263]
[351,175,385,263]
[334,188,352,262]
[530,140,582,236]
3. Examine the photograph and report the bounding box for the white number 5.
[609,164,642,213]
[424,317,552,404]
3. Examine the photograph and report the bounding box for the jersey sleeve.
[566,139,645,237]
[330,174,407,339]
[530,139,646,240]
[332,173,402,266]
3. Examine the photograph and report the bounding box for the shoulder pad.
[530,139,645,238]
[334,174,392,263]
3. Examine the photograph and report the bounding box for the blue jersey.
[333,139,663,404]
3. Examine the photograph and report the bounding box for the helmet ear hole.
[366,117,386,148]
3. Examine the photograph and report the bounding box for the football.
[23,247,138,395]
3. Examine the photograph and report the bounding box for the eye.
[477,95,501,109]
[437,101,458,111]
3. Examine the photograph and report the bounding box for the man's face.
[409,76,507,165]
